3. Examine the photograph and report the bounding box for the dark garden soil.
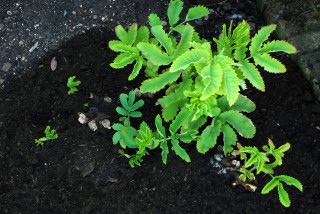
[1,0,320,213]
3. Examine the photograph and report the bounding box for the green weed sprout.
[67,76,81,95]
[233,139,303,207]
[35,126,58,146]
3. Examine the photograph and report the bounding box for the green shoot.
[35,126,58,146]
[67,76,81,95]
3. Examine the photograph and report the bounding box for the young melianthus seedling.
[35,126,58,146]
[232,139,303,207]
[67,76,81,95]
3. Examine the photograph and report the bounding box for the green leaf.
[112,123,124,131]
[127,24,138,45]
[238,59,265,91]
[250,24,276,55]
[110,52,136,69]
[200,63,223,100]
[172,25,194,59]
[112,132,121,145]
[116,107,129,116]
[120,93,130,110]
[171,139,191,162]
[109,41,139,55]
[217,94,256,113]
[259,40,296,54]
[221,63,240,106]
[278,182,290,207]
[157,78,192,107]
[245,154,258,167]
[261,177,279,194]
[185,6,209,22]
[120,126,138,148]
[160,141,169,164]
[197,120,222,154]
[162,99,186,122]
[131,100,144,111]
[167,0,183,26]
[134,26,150,45]
[128,91,136,106]
[221,124,237,156]
[140,70,182,93]
[169,108,191,135]
[115,25,128,44]
[155,114,166,138]
[148,13,162,27]
[170,49,211,72]
[137,42,173,66]
[129,57,143,80]
[253,53,286,73]
[129,111,142,118]
[277,175,303,192]
[176,129,198,142]
[220,110,256,138]
[151,25,174,55]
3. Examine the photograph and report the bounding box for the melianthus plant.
[109,0,301,206]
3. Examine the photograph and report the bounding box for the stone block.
[296,51,320,101]
[288,31,320,54]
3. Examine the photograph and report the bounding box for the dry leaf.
[50,57,57,71]
[107,178,119,183]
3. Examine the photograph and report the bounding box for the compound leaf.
[220,110,256,138]
[115,25,128,44]
[110,52,136,69]
[160,141,169,164]
[253,54,286,73]
[171,139,191,162]
[185,6,209,22]
[262,177,279,194]
[278,182,290,207]
[140,70,182,93]
[168,0,184,26]
[134,26,150,45]
[129,57,143,80]
[200,63,223,100]
[250,25,276,55]
[170,49,211,72]
[173,25,195,59]
[151,25,174,55]
[221,123,237,156]
[197,120,222,154]
[277,175,303,192]
[137,42,173,66]
[148,13,162,27]
[238,59,265,91]
[217,94,256,113]
[127,24,138,45]
[259,40,296,54]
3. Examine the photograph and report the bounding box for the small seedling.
[233,139,303,207]
[35,126,58,146]
[83,103,89,107]
[67,76,81,95]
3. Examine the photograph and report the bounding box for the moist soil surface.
[1,0,320,213]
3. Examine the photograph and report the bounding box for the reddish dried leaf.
[50,57,57,71]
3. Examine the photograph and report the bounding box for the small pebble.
[78,112,89,124]
[18,40,23,45]
[88,120,98,131]
[7,11,12,16]
[93,15,98,20]
[0,24,4,31]
[100,119,111,129]
[104,96,112,103]
[1,63,11,72]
